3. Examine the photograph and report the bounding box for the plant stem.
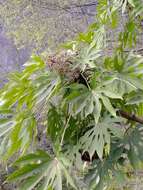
[60,114,71,147]
[117,110,143,124]
[80,73,91,90]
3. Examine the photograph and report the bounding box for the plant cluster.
[0,0,143,189]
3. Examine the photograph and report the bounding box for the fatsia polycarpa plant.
[0,1,143,189]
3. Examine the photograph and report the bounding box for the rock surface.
[0,32,31,86]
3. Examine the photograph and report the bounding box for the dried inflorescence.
[47,50,80,81]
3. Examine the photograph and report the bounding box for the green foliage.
[79,117,124,159]
[0,1,143,190]
[7,150,77,190]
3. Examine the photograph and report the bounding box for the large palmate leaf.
[0,56,46,159]
[0,110,36,160]
[66,83,122,123]
[85,140,126,190]
[79,117,123,159]
[8,151,77,190]
[85,125,143,190]
[75,41,101,70]
[101,73,143,97]
[0,55,46,111]
[0,74,34,110]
